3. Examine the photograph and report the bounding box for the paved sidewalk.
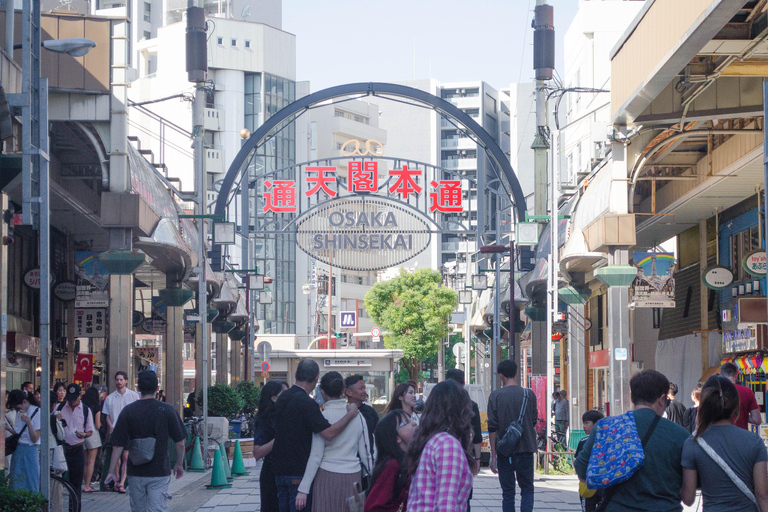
[196,461,583,512]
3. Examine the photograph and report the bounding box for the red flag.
[74,353,93,382]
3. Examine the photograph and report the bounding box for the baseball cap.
[137,370,158,395]
[65,383,81,402]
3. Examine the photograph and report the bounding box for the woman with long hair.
[365,410,416,512]
[81,386,102,492]
[6,389,41,492]
[252,380,288,512]
[404,380,474,512]
[681,375,768,510]
[296,371,372,512]
[384,381,418,420]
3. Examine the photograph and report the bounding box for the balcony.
[440,138,477,150]
[441,158,477,171]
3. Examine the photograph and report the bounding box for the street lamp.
[11,26,96,509]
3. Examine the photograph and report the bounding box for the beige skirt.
[311,467,362,512]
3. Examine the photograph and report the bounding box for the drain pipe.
[75,121,109,188]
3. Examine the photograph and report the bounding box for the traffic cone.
[206,446,232,489]
[187,437,205,473]
[220,443,234,482]
[230,440,249,477]
[184,432,193,466]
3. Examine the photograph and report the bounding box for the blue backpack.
[586,411,660,490]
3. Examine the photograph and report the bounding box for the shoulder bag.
[357,414,372,491]
[696,436,762,512]
[5,407,39,455]
[128,404,158,466]
[496,389,529,458]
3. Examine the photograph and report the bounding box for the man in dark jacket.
[665,382,686,426]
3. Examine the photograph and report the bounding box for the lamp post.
[9,5,96,503]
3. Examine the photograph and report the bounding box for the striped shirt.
[406,432,472,512]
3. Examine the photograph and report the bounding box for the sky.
[282,0,580,93]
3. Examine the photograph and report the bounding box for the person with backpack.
[574,370,689,512]
[680,375,768,511]
[55,383,95,502]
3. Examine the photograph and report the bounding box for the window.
[231,39,237,47]
[245,40,250,48]
[143,30,151,40]
[217,36,223,45]
[143,2,151,22]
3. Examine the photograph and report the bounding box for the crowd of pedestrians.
[5,357,768,512]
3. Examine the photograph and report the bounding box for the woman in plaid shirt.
[405,380,475,512]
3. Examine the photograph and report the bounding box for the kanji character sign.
[306,166,337,197]
[388,165,422,199]
[349,161,378,193]
[429,180,464,213]
[263,180,297,213]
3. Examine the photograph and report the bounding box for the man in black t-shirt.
[273,359,359,512]
[106,370,186,512]
[344,374,378,456]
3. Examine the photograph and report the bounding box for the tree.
[236,380,261,414]
[365,268,458,382]
[196,383,245,418]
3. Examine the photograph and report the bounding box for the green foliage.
[235,380,261,413]
[365,268,458,381]
[196,383,245,419]
[0,474,47,512]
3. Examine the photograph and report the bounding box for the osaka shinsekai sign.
[257,154,472,272]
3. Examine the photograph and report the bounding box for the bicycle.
[536,419,570,470]
[184,416,222,469]
[50,471,80,512]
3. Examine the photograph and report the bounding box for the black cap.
[65,383,81,402]
[137,370,158,395]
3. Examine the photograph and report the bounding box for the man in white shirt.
[101,371,139,493]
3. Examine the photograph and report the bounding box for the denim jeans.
[497,452,534,512]
[276,475,310,512]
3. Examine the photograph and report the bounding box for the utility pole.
[532,0,555,469]
[186,0,208,462]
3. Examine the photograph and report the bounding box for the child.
[575,410,604,512]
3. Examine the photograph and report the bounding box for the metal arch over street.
[213,82,528,223]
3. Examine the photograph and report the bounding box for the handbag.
[496,389,528,458]
[51,445,68,472]
[5,407,38,455]
[346,480,366,512]
[696,436,762,512]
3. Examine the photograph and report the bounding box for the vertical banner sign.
[631,252,676,308]
[530,375,547,429]
[75,308,107,337]
[74,353,94,382]
[75,251,110,307]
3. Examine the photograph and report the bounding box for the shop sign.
[75,308,107,337]
[137,348,158,363]
[75,252,110,307]
[702,265,735,291]
[589,349,609,369]
[743,250,767,277]
[7,332,41,357]
[722,324,768,354]
[54,281,78,301]
[631,252,675,308]
[323,358,372,367]
[296,197,431,272]
[142,319,167,334]
[23,268,54,289]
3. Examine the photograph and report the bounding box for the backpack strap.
[518,389,529,423]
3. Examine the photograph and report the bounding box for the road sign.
[615,348,628,361]
[261,361,270,372]
[339,311,357,328]
[371,326,381,343]
[257,341,273,361]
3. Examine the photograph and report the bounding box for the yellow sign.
[340,139,384,157]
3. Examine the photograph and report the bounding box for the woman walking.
[252,381,288,512]
[81,386,103,492]
[405,380,474,512]
[296,371,372,512]
[364,410,416,512]
[384,381,418,422]
[681,375,768,510]
[6,389,41,492]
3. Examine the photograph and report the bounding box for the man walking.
[720,361,761,429]
[554,390,569,443]
[488,360,538,512]
[102,370,139,493]
[106,370,186,512]
[272,359,360,512]
[55,383,95,502]
[665,382,686,426]
[344,374,378,456]
[575,370,689,511]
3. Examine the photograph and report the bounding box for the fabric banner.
[654,333,721,407]
[74,353,94,382]
[631,252,676,308]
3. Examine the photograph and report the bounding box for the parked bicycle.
[51,469,80,512]
[536,419,569,469]
[184,416,221,469]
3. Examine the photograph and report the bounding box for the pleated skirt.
[311,467,362,512]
